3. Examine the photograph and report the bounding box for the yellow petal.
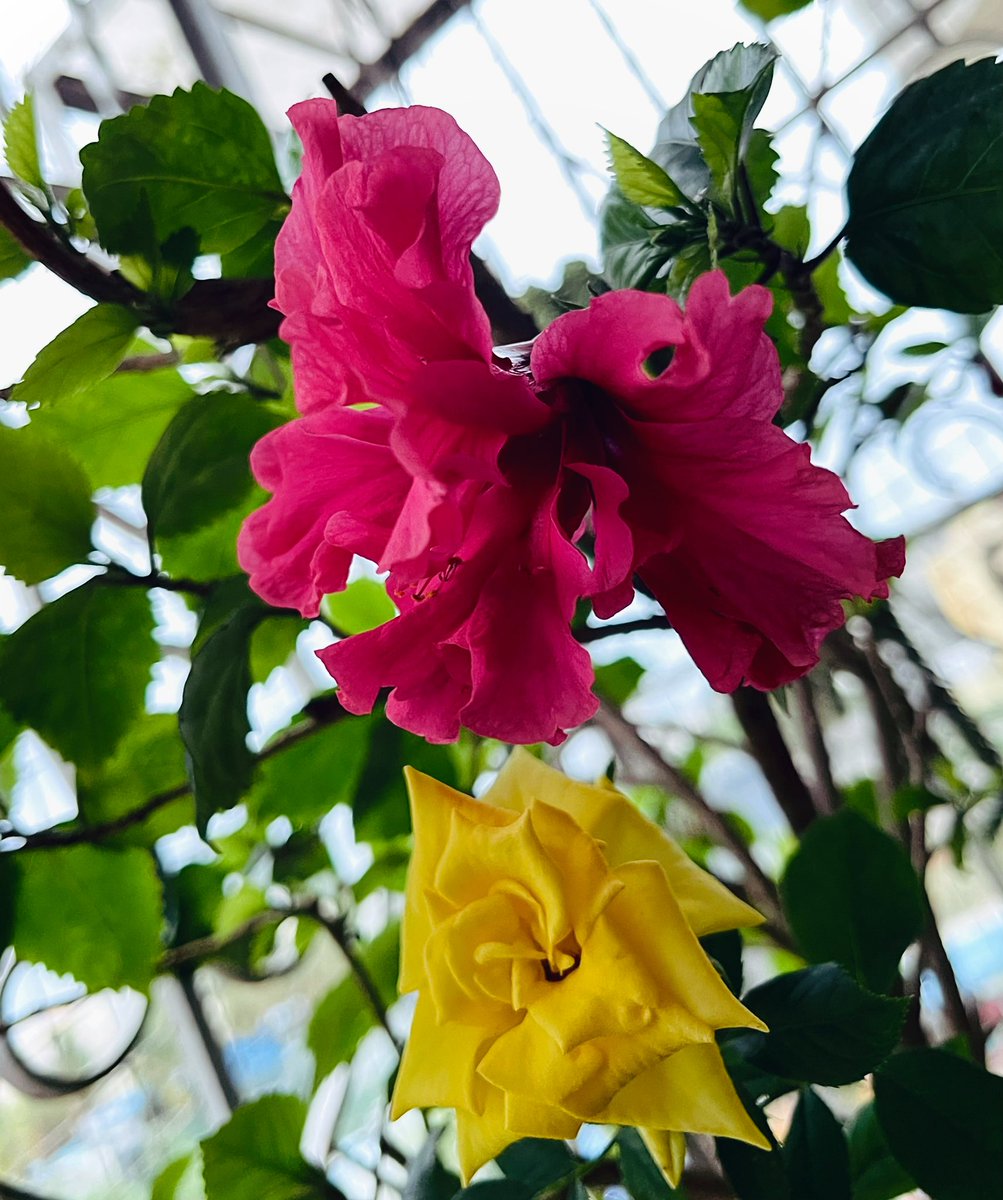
[600,862,767,1037]
[639,1129,687,1189]
[391,994,498,1117]
[486,750,763,937]
[455,1086,519,1185]
[504,1092,581,1140]
[600,1044,770,1150]
[400,767,516,992]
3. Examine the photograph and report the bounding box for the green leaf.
[3,95,43,187]
[12,305,140,407]
[153,1152,204,1200]
[158,491,263,583]
[892,784,942,822]
[592,657,644,707]
[2,843,163,993]
[142,393,281,542]
[179,602,262,828]
[599,187,670,291]
[76,714,192,846]
[812,253,855,327]
[30,369,195,488]
[0,582,154,769]
[0,223,32,280]
[701,927,744,996]
[783,1089,851,1200]
[874,1049,1003,1200]
[847,1102,916,1200]
[353,719,459,841]
[308,974,376,1080]
[604,129,686,208]
[744,128,779,218]
[497,1139,576,1194]
[454,1185,531,1200]
[201,1094,328,1199]
[900,341,949,357]
[81,84,288,260]
[738,0,814,20]
[846,57,1003,312]
[250,615,303,682]
[734,964,906,1086]
[252,717,371,827]
[403,1133,461,1200]
[780,810,923,992]
[617,1129,681,1200]
[0,429,94,584]
[322,579,396,635]
[718,1127,789,1200]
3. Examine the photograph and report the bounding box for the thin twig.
[594,699,787,935]
[576,614,671,643]
[731,687,817,835]
[791,677,840,815]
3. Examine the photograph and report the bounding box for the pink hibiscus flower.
[238,100,904,745]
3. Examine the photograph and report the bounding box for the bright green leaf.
[592,657,644,707]
[76,715,192,847]
[781,810,923,992]
[812,253,855,327]
[252,716,371,827]
[30,369,195,488]
[738,0,814,20]
[157,489,264,583]
[0,428,94,584]
[603,129,686,208]
[153,1152,205,1200]
[734,964,906,1086]
[846,57,1003,312]
[80,84,288,260]
[0,223,32,281]
[873,1049,1003,1200]
[3,95,43,187]
[0,581,154,769]
[12,304,140,407]
[142,392,281,541]
[3,843,163,993]
[201,1094,327,1199]
[308,975,376,1080]
[250,615,304,682]
[783,1089,851,1200]
[322,579,396,635]
[179,602,262,828]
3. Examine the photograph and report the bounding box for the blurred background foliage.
[2,2,1003,1200]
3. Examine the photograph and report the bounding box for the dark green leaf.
[892,784,942,822]
[0,223,32,280]
[0,429,94,584]
[3,95,43,187]
[322,579,396,635]
[179,602,262,828]
[617,1129,680,1200]
[81,84,288,260]
[497,1138,576,1193]
[3,843,163,993]
[783,1089,851,1200]
[780,810,923,992]
[76,715,192,847]
[353,720,459,841]
[846,57,1003,312]
[30,369,195,488]
[738,0,814,20]
[693,58,775,212]
[604,130,686,207]
[847,1102,916,1200]
[352,838,410,900]
[873,1048,1003,1200]
[0,581,154,769]
[454,1184,531,1200]
[252,716,371,827]
[900,341,949,357]
[169,862,226,946]
[142,392,281,541]
[158,490,264,583]
[201,1094,328,1199]
[718,1127,789,1200]
[599,187,670,291]
[12,304,140,407]
[701,927,744,995]
[735,964,906,1086]
[592,657,644,707]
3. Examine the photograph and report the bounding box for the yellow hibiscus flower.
[390,748,770,1184]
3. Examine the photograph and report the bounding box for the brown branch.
[731,687,817,836]
[594,699,787,934]
[576,614,671,643]
[161,906,293,969]
[0,179,141,308]
[791,676,840,815]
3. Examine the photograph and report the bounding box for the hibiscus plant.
[1,31,1002,1200]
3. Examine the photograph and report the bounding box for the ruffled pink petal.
[237,408,409,617]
